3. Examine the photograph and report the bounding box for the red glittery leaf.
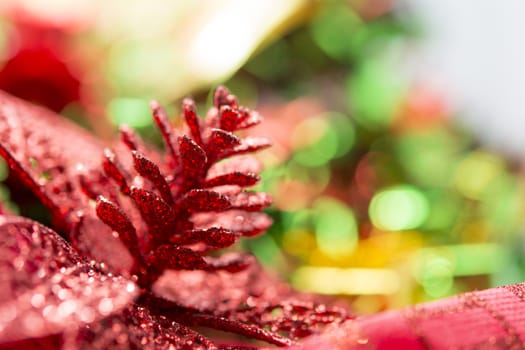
[204,253,251,273]
[138,294,291,347]
[178,135,207,191]
[185,313,293,347]
[70,214,135,276]
[235,108,263,130]
[119,125,141,152]
[203,172,260,189]
[95,196,142,264]
[206,129,241,162]
[223,137,272,158]
[221,301,351,342]
[229,192,272,212]
[219,106,241,132]
[147,246,249,280]
[182,98,203,146]
[148,263,350,347]
[102,148,130,195]
[0,91,103,231]
[0,215,138,344]
[207,156,263,179]
[193,211,273,237]
[78,171,100,201]
[147,245,209,273]
[131,151,173,205]
[150,101,179,168]
[213,86,238,109]
[219,106,263,132]
[179,189,231,213]
[171,227,238,248]
[72,304,218,349]
[0,141,64,225]
[129,187,176,245]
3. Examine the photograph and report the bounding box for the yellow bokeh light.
[292,267,400,295]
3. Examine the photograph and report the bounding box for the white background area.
[404,0,525,156]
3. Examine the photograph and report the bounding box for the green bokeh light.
[313,197,358,259]
[247,234,281,267]
[347,51,407,129]
[369,185,429,231]
[108,97,153,128]
[329,112,355,158]
[310,2,362,62]
[481,174,523,237]
[413,244,506,297]
[285,160,331,191]
[420,257,454,298]
[421,190,461,232]
[292,113,355,168]
[293,121,338,167]
[395,128,463,187]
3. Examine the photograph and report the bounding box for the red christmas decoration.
[3,85,523,349]
[0,86,350,349]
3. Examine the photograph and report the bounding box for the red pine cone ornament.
[0,86,350,349]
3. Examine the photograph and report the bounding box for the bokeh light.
[369,185,429,231]
[313,197,358,260]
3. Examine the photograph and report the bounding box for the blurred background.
[1,0,525,315]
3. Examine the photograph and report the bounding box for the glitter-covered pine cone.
[80,86,273,286]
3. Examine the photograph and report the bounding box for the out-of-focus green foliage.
[231,0,525,313]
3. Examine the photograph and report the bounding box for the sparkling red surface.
[0,87,351,348]
[3,87,525,348]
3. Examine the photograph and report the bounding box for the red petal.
[0,92,103,231]
[150,101,179,168]
[218,106,240,132]
[95,196,141,262]
[102,148,130,195]
[229,192,272,212]
[177,135,207,192]
[223,136,272,158]
[73,304,217,349]
[186,312,293,347]
[203,253,251,273]
[179,189,231,213]
[0,215,137,344]
[213,86,238,109]
[119,125,140,151]
[131,151,173,205]
[130,188,176,246]
[147,245,208,272]
[182,98,203,146]
[219,105,263,132]
[192,210,273,237]
[206,129,241,162]
[207,156,263,178]
[172,227,238,248]
[235,108,263,130]
[202,171,260,188]
[72,215,134,274]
